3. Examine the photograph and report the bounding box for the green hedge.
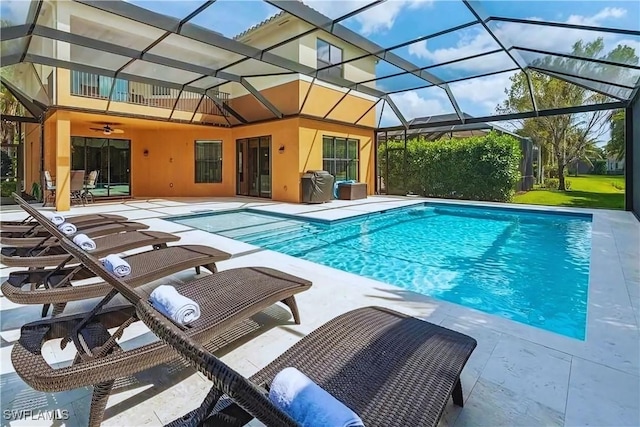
[592,160,606,175]
[379,132,522,202]
[1,180,17,198]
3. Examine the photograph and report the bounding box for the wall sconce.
[278,145,285,153]
[143,149,149,157]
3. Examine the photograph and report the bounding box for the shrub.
[31,182,42,202]
[592,160,606,175]
[378,132,522,202]
[545,167,558,178]
[543,178,559,190]
[0,180,17,197]
[542,178,571,190]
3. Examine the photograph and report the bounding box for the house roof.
[233,11,287,40]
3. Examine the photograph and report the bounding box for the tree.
[1,18,27,148]
[0,150,13,178]
[605,110,625,161]
[0,87,21,146]
[498,38,638,190]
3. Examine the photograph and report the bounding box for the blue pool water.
[171,204,592,339]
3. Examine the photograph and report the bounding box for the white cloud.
[303,0,432,35]
[407,28,512,72]
[447,71,517,112]
[0,0,31,24]
[378,70,517,125]
[374,6,636,123]
[566,7,626,26]
[407,7,632,72]
[381,89,450,125]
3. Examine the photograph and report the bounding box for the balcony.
[70,71,229,117]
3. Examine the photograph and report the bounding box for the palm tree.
[571,140,602,176]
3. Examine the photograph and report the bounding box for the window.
[195,140,223,183]
[317,38,343,79]
[322,136,359,181]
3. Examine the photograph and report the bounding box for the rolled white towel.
[48,213,65,226]
[149,285,201,325]
[268,367,364,427]
[57,222,77,236]
[72,233,97,251]
[101,254,131,277]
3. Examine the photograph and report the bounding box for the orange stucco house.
[19,2,379,211]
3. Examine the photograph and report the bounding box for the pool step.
[222,220,305,239]
[241,223,320,246]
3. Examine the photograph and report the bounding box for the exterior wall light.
[278,145,285,153]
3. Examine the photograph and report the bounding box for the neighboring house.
[569,159,593,175]
[18,2,379,210]
[606,156,625,174]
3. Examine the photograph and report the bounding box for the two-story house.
[18,1,379,210]
[606,156,625,174]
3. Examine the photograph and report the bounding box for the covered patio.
[0,196,638,426]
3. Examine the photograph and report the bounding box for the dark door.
[236,136,271,198]
[236,139,246,195]
[108,139,131,196]
[72,137,131,197]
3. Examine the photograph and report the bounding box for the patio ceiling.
[1,0,638,128]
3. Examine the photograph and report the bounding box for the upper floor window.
[317,39,343,79]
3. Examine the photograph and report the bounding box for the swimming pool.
[171,204,592,339]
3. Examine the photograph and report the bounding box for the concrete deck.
[1,196,638,426]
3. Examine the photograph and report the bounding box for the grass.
[513,175,625,209]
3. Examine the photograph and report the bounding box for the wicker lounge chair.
[12,243,312,426]
[2,195,232,316]
[1,212,127,230]
[17,233,476,427]
[0,229,180,268]
[1,220,150,247]
[2,243,232,316]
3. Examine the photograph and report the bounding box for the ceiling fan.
[89,123,124,135]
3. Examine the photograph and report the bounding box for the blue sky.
[2,0,638,127]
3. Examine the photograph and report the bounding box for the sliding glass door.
[71,137,131,197]
[236,136,271,198]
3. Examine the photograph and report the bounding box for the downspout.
[39,115,45,173]
[373,131,378,194]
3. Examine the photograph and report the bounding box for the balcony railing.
[70,71,229,117]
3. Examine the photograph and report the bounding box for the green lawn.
[513,175,625,209]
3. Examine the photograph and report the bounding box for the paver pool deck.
[1,196,638,426]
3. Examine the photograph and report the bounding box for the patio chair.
[83,170,99,204]
[1,212,127,230]
[17,233,475,427]
[1,220,150,247]
[2,195,232,314]
[0,229,181,268]
[70,170,87,206]
[2,242,233,316]
[42,171,56,207]
[12,236,312,427]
